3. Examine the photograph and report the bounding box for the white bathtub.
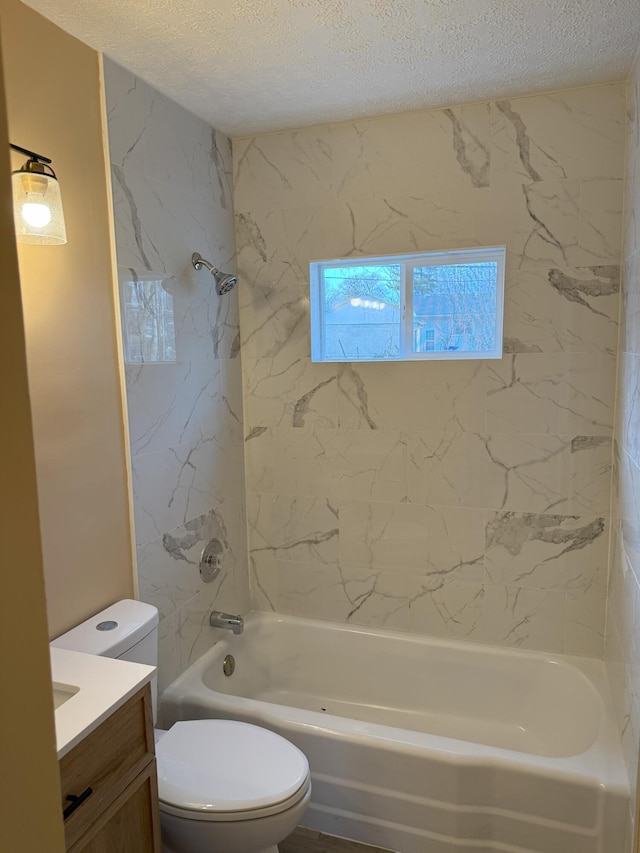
[160,613,629,853]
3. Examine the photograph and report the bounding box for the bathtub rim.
[160,610,630,798]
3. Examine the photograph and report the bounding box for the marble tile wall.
[104,59,250,693]
[607,43,640,849]
[234,83,625,657]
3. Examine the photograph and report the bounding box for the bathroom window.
[309,246,505,362]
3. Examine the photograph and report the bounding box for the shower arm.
[192,253,218,274]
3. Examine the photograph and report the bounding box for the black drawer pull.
[63,787,93,820]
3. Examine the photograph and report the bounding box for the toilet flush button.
[96,620,118,631]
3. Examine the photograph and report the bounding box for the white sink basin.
[52,681,79,710]
[50,647,154,757]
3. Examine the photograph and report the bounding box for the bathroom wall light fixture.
[10,143,67,245]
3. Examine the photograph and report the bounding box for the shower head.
[192,252,238,296]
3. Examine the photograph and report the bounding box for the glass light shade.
[12,167,67,245]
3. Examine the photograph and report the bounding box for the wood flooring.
[280,827,395,853]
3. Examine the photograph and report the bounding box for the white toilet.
[51,599,311,853]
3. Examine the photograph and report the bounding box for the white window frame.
[310,246,506,362]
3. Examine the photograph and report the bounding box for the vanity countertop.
[51,647,155,758]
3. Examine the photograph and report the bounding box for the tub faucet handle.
[209,611,244,635]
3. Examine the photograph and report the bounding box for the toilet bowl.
[51,600,311,853]
[156,719,311,853]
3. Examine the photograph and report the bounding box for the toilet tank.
[51,599,159,718]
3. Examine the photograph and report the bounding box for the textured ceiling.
[22,0,640,137]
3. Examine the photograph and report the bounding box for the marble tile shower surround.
[606,42,640,850]
[104,58,250,693]
[234,83,626,660]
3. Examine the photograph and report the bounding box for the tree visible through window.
[310,247,505,362]
[322,264,401,360]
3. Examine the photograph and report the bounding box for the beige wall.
[1,0,133,637]
[0,28,65,852]
[607,40,640,851]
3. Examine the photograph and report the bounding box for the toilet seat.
[156,720,310,823]
[159,779,311,822]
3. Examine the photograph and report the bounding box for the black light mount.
[10,143,58,181]
[10,142,51,164]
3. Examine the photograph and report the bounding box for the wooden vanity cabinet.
[59,684,161,852]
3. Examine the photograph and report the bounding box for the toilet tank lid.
[50,599,159,658]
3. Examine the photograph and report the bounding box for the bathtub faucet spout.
[209,611,244,635]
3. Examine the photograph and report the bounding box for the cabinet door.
[69,761,161,853]
[60,686,154,849]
